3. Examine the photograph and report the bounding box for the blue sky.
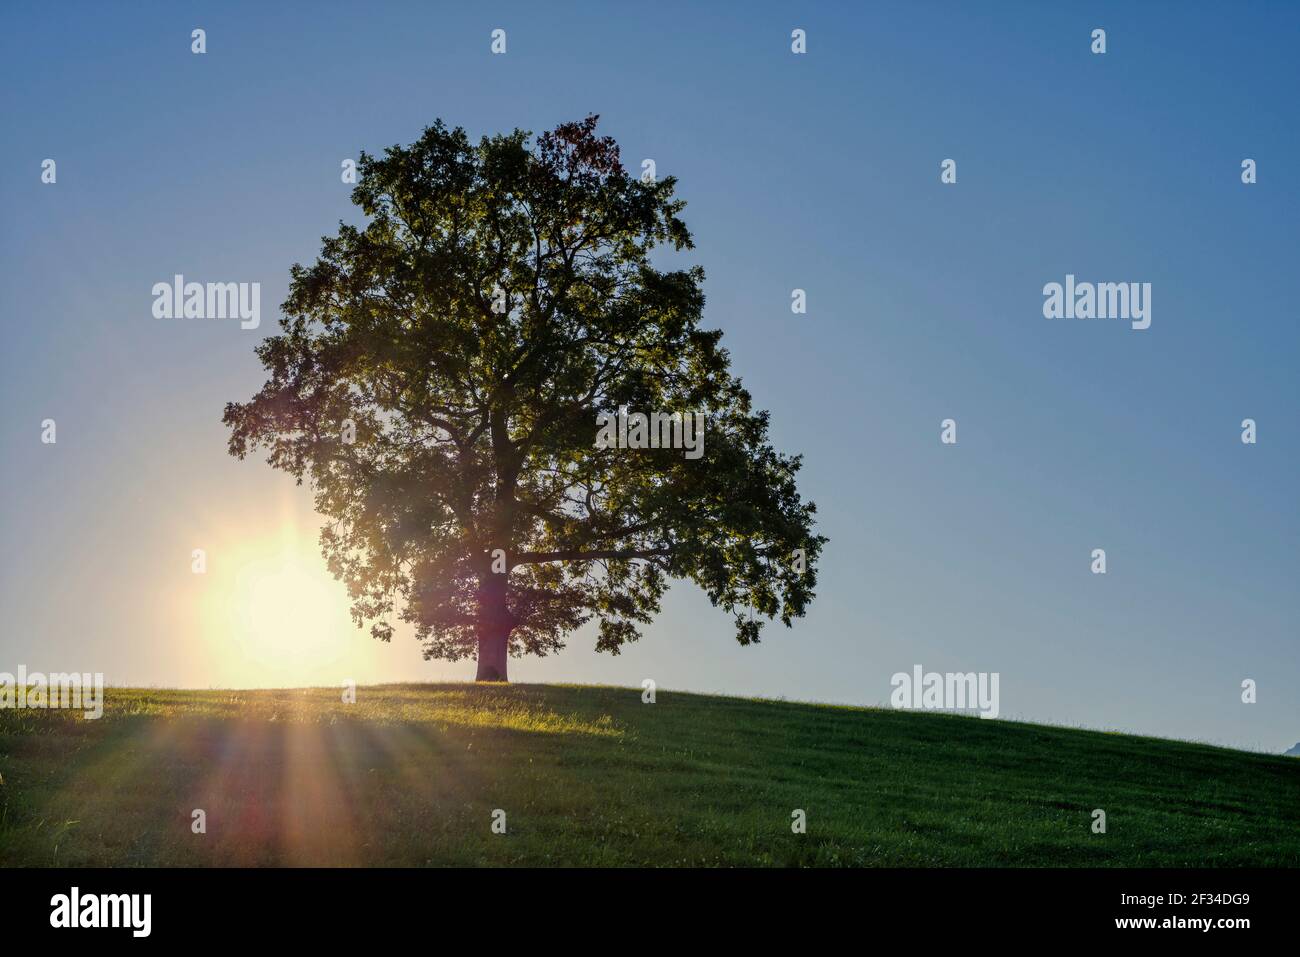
[2,2,1296,751]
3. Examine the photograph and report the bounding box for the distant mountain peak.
[1285,742,1300,757]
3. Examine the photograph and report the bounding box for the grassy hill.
[1,683,1296,866]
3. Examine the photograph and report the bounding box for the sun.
[198,536,363,688]
[239,561,344,656]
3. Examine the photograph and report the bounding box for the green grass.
[0,683,1296,866]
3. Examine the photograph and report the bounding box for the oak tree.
[224,117,824,681]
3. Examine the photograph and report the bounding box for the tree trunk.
[475,624,509,682]
[474,573,512,682]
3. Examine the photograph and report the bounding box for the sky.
[1,1,1296,752]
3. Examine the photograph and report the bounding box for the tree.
[223,116,825,681]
